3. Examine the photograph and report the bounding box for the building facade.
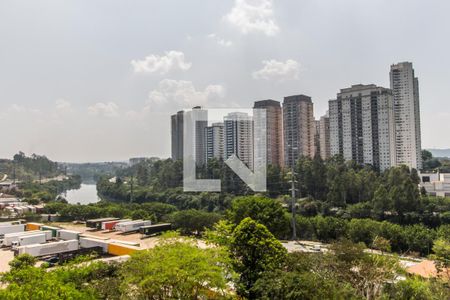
[204,122,224,164]
[170,110,184,161]
[329,84,396,171]
[283,95,315,168]
[318,113,331,160]
[390,62,422,170]
[192,106,208,166]
[223,112,254,170]
[419,172,450,197]
[253,100,283,167]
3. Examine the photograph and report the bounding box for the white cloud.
[87,102,120,118]
[55,99,72,113]
[207,33,233,47]
[131,50,192,74]
[146,79,225,109]
[252,59,300,81]
[224,0,279,36]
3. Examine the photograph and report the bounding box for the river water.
[62,183,100,205]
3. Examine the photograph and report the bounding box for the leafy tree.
[422,149,442,171]
[0,260,113,299]
[8,254,36,271]
[130,209,151,220]
[372,236,391,253]
[227,196,289,238]
[373,185,391,216]
[312,215,348,242]
[384,276,449,300]
[229,218,287,298]
[327,240,400,300]
[136,164,149,186]
[431,239,450,279]
[120,234,232,299]
[266,164,289,197]
[140,202,177,221]
[348,218,381,246]
[251,269,358,300]
[403,224,436,256]
[169,209,222,235]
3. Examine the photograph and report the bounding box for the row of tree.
[44,195,449,257]
[98,155,450,225]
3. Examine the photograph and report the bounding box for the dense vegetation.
[1,219,448,299]
[96,155,450,227]
[0,152,61,181]
[61,161,128,182]
[14,176,82,204]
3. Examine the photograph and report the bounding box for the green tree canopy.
[230,217,287,298]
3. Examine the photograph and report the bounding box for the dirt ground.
[0,248,14,272]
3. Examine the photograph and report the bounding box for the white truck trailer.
[58,230,81,241]
[16,240,79,257]
[13,234,46,247]
[0,224,25,237]
[79,237,109,253]
[2,230,52,247]
[115,220,152,233]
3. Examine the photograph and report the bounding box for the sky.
[1,0,450,162]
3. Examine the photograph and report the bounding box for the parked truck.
[139,223,172,237]
[86,218,119,230]
[13,234,46,247]
[15,240,79,257]
[101,219,131,231]
[0,224,25,238]
[26,222,44,231]
[108,242,141,256]
[40,225,60,238]
[0,221,23,226]
[2,230,52,247]
[79,237,109,253]
[115,220,152,233]
[58,230,81,241]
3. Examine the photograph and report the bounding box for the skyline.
[1,0,450,162]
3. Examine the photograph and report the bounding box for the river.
[62,183,100,205]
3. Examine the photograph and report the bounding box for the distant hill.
[428,149,450,158]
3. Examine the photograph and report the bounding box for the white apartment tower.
[329,84,396,171]
[390,62,422,170]
[204,122,224,164]
[223,112,254,170]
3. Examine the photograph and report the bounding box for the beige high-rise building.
[253,100,283,167]
[283,95,315,168]
[318,113,331,160]
[390,62,422,170]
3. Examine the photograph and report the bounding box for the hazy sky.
[1,0,450,162]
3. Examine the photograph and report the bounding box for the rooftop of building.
[390,61,413,69]
[283,94,312,103]
[337,84,391,95]
[253,99,281,108]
